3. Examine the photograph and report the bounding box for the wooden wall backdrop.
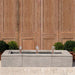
[0,0,75,50]
[0,0,18,43]
[41,0,58,49]
[59,0,75,43]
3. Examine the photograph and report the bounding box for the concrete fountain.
[1,46,73,67]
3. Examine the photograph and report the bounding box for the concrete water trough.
[1,50,73,67]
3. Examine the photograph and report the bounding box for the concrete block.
[1,50,73,67]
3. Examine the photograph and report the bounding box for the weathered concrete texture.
[1,50,73,67]
[23,57,52,67]
[0,67,75,75]
[51,56,72,67]
[1,50,23,67]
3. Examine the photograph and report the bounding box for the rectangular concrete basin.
[1,50,73,67]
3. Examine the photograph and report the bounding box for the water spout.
[51,46,55,54]
[19,46,22,54]
[36,45,39,54]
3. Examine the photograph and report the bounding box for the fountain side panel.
[23,56,51,67]
[1,50,22,67]
[51,50,73,67]
[51,56,72,67]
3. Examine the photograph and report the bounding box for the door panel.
[22,0,35,33]
[23,39,35,50]
[19,0,41,50]
[59,0,75,43]
[41,0,58,49]
[0,0,3,33]
[43,0,57,34]
[4,0,17,32]
[0,0,18,43]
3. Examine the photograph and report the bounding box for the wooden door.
[59,0,75,43]
[19,0,58,50]
[41,0,58,49]
[19,0,59,50]
[0,0,18,43]
[19,0,41,50]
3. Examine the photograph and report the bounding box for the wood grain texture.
[4,0,17,32]
[22,0,35,33]
[19,0,41,49]
[0,0,3,33]
[42,0,58,49]
[0,0,18,43]
[0,0,75,49]
[59,0,75,43]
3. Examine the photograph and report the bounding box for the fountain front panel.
[1,50,72,67]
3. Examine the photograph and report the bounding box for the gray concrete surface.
[1,50,73,67]
[0,61,75,75]
[0,66,75,75]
